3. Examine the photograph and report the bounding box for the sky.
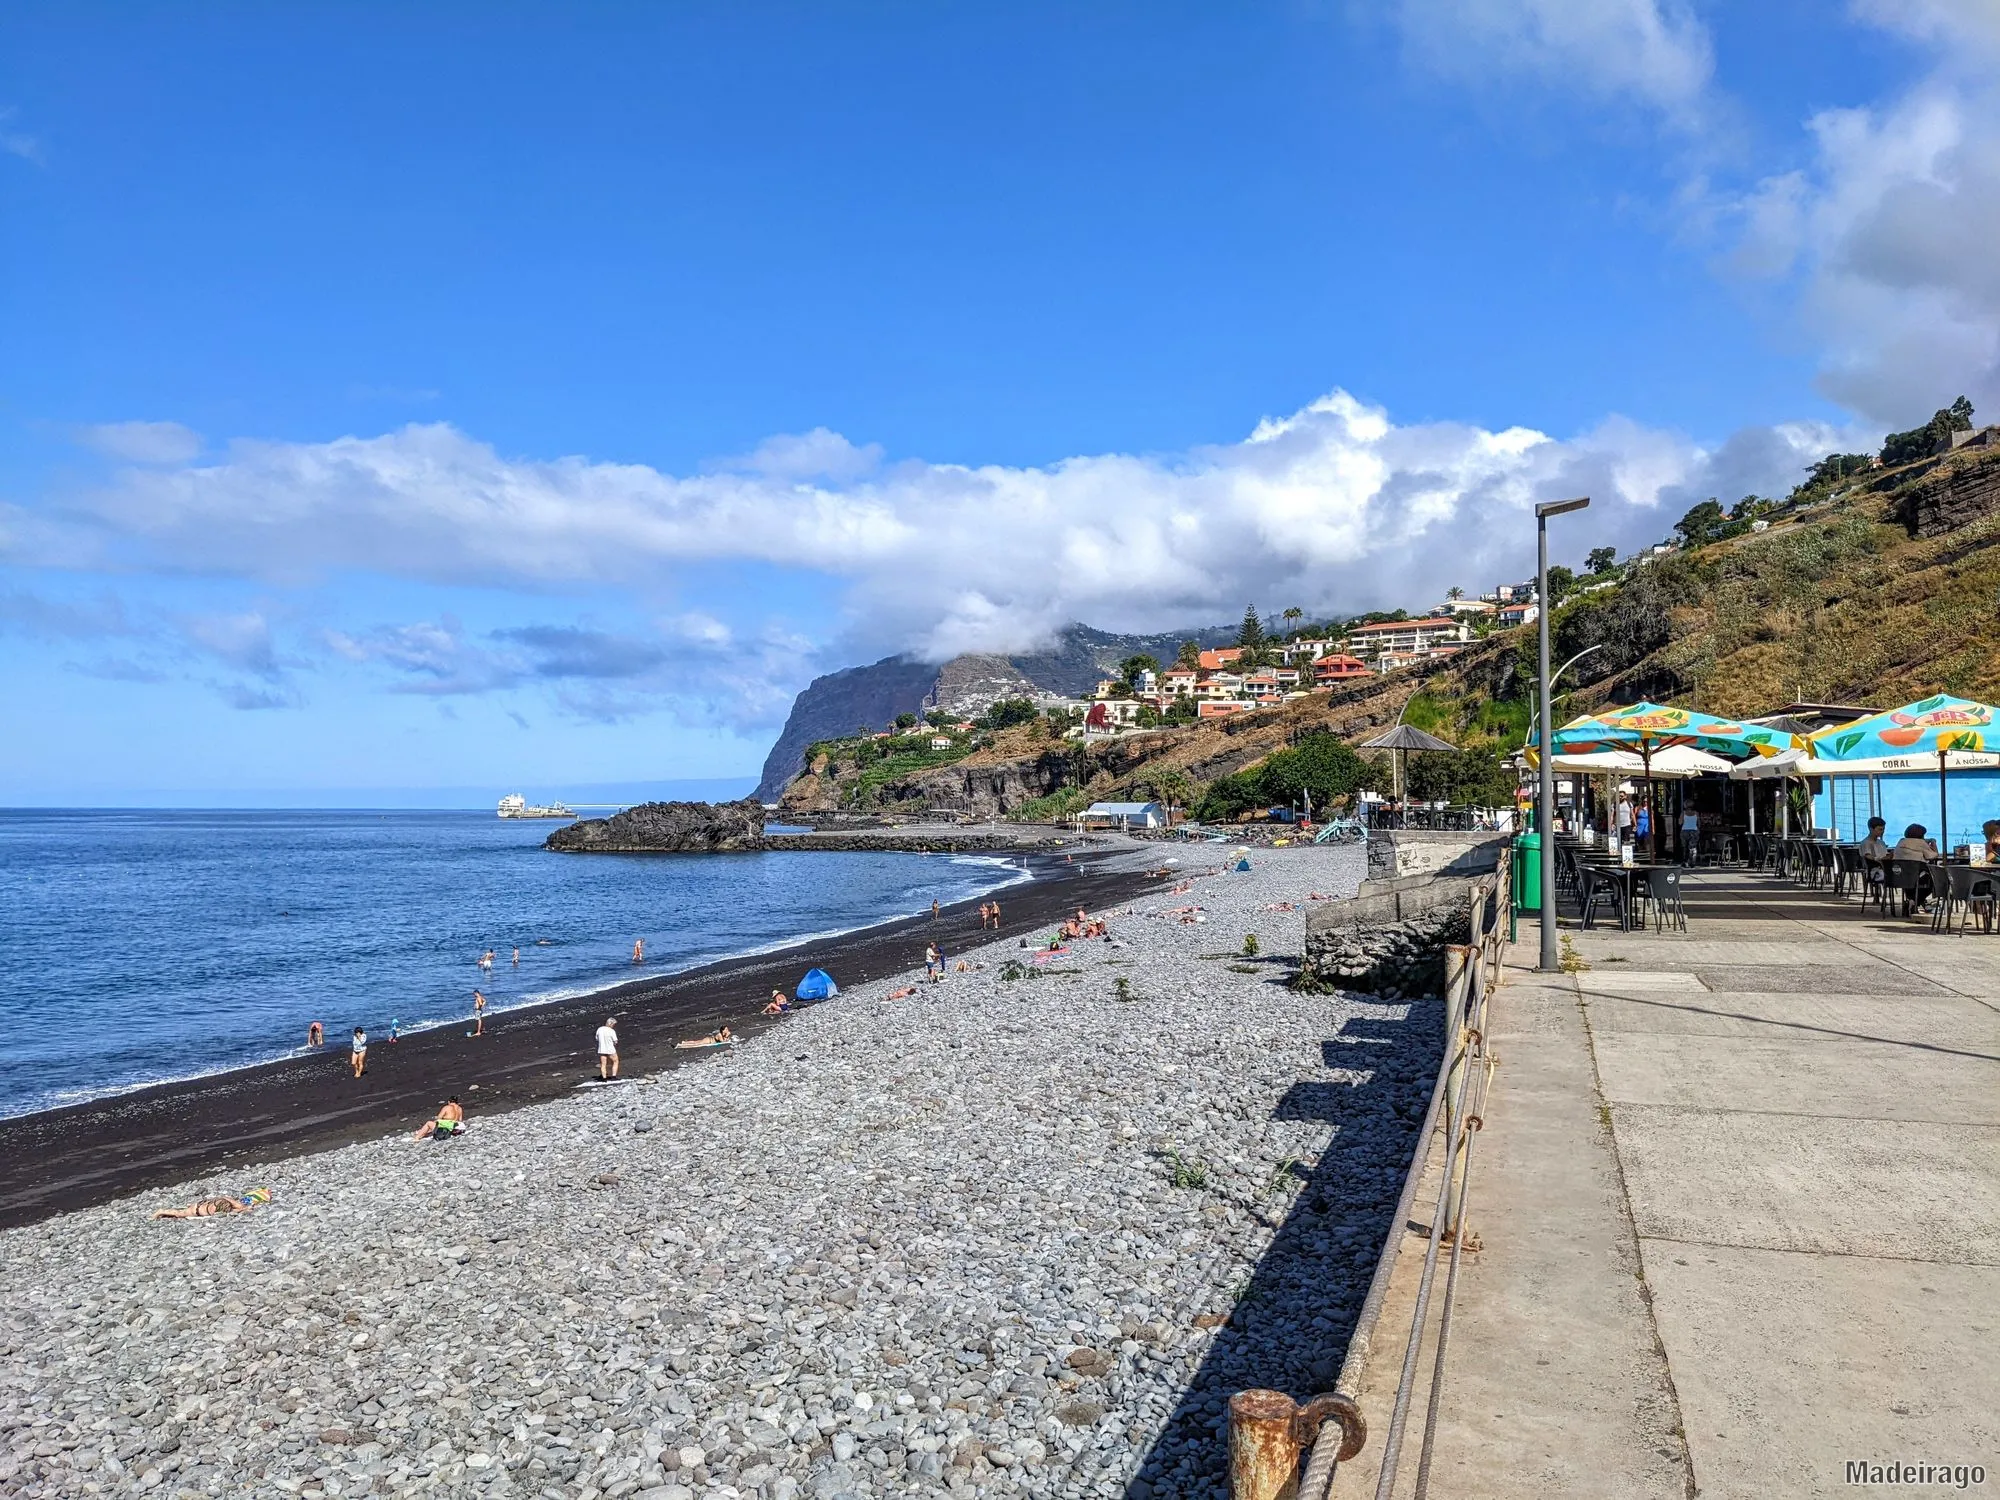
[4,1,1997,804]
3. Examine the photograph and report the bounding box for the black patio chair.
[1831,845,1864,900]
[1934,865,1998,935]
[1883,859,1927,919]
[1640,865,1686,932]
[1579,866,1629,931]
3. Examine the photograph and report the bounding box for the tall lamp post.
[1535,496,1590,972]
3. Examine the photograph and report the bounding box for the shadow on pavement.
[1126,1004,1444,1498]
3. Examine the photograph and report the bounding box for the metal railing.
[1229,847,1510,1500]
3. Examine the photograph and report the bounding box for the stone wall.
[1298,873,1477,999]
[1365,830,1509,884]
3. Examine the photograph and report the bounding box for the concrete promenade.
[1335,868,2000,1499]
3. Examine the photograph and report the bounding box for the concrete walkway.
[1335,868,2000,1499]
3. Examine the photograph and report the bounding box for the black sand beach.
[0,851,1165,1229]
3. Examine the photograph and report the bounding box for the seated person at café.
[1857,817,1891,863]
[1984,818,2000,863]
[1893,823,1940,861]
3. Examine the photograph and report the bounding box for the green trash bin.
[1513,831,1541,913]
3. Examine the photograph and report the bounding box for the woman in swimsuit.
[675,1026,734,1049]
[153,1187,270,1220]
[306,1021,323,1048]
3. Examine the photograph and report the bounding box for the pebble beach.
[1,842,1445,1500]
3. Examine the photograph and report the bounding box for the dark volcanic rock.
[545,798,766,853]
[1897,446,2000,537]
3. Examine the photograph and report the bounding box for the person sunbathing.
[763,991,791,1015]
[676,1026,734,1049]
[885,985,918,1000]
[412,1096,466,1141]
[153,1187,270,1219]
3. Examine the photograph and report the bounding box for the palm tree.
[1282,606,1303,639]
[1446,586,1463,601]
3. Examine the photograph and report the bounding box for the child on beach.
[350,1028,367,1078]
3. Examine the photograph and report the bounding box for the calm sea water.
[0,810,1026,1119]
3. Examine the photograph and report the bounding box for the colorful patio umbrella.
[1807,694,1998,851]
[1551,703,1803,852]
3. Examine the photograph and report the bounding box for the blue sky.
[4,2,1996,803]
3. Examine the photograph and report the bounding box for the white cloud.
[178,610,283,678]
[1391,0,1713,120]
[323,613,812,729]
[78,421,205,465]
[1850,0,2000,60]
[1730,74,2000,425]
[0,106,43,166]
[26,393,1834,668]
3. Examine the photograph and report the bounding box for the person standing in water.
[306,1021,323,1048]
[596,1017,620,1080]
[471,989,487,1037]
[511,946,520,967]
[350,1027,367,1079]
[480,949,495,972]
[631,938,645,964]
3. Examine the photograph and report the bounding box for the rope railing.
[1230,848,1511,1500]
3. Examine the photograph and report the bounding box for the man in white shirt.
[596,1017,620,1080]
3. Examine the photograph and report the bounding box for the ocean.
[0,809,1027,1120]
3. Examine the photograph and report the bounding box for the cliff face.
[546,799,767,853]
[753,624,1237,801]
[752,657,941,802]
[1897,446,2000,538]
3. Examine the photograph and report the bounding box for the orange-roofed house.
[1313,654,1373,684]
[1197,647,1245,671]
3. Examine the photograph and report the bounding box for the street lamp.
[1534,496,1590,973]
[1521,644,1607,746]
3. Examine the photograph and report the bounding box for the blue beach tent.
[795,968,839,1001]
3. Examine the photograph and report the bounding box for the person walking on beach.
[596,1017,620,1080]
[350,1027,367,1079]
[306,1020,323,1048]
[471,989,487,1037]
[924,942,941,981]
[989,899,1000,928]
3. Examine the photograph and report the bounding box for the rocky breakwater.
[0,843,1453,1500]
[1298,837,1502,1000]
[546,798,766,853]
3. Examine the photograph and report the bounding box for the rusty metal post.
[1230,1389,1303,1500]
[1441,943,1478,1242]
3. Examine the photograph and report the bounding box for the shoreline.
[0,847,1159,1229]
[0,849,1041,1128]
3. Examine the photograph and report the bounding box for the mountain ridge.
[751,623,1237,800]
